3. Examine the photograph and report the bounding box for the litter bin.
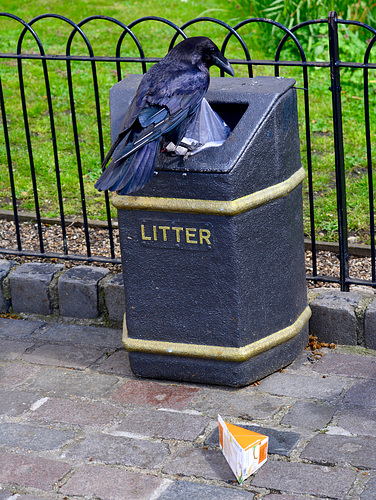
[111,75,311,387]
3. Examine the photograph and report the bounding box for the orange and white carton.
[218,414,268,484]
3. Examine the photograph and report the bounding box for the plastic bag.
[165,98,231,157]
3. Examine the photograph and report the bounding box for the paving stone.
[58,265,109,319]
[95,348,134,377]
[112,380,200,410]
[159,481,254,499]
[103,272,125,324]
[263,495,314,500]
[162,446,234,481]
[114,408,209,441]
[22,342,107,369]
[60,465,170,500]
[0,318,45,338]
[206,425,300,457]
[192,390,288,420]
[343,380,376,409]
[258,372,346,402]
[360,476,376,500]
[0,423,76,452]
[336,408,376,437]
[0,260,17,313]
[0,452,71,491]
[3,496,48,500]
[30,397,120,426]
[24,367,118,397]
[37,322,122,348]
[309,290,361,345]
[0,362,40,388]
[301,433,376,469]
[313,352,376,379]
[0,389,38,416]
[0,339,34,360]
[67,432,169,467]
[251,460,356,498]
[283,350,313,373]
[10,262,63,315]
[281,401,336,430]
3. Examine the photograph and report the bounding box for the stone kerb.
[308,288,375,349]
[58,265,110,319]
[0,260,125,326]
[0,259,376,349]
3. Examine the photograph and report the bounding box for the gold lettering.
[186,228,197,244]
[172,227,184,243]
[141,222,212,249]
[199,228,211,245]
[141,224,151,241]
[159,226,170,242]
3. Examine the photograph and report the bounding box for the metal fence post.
[328,11,349,291]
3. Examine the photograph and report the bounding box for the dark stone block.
[103,273,125,324]
[37,323,122,348]
[0,423,76,452]
[0,452,71,491]
[364,298,376,350]
[66,433,169,468]
[251,460,356,498]
[301,433,376,469]
[360,476,376,500]
[281,401,336,430]
[10,262,63,315]
[0,259,17,313]
[58,265,109,318]
[309,291,360,345]
[0,317,45,338]
[60,465,166,500]
[343,380,376,409]
[159,481,254,499]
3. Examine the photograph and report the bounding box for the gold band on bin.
[123,306,311,362]
[112,166,306,215]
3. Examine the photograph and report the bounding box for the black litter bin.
[111,75,311,387]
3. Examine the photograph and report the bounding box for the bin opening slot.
[208,102,248,131]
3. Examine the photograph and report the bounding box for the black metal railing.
[0,12,376,289]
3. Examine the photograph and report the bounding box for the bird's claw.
[165,139,202,158]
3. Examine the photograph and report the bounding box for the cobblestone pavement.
[0,317,376,499]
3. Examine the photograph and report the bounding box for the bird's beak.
[212,52,235,77]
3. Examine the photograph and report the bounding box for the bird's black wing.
[114,64,209,160]
[95,66,209,194]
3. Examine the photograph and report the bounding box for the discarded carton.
[218,415,268,483]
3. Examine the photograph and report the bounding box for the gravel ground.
[0,219,122,272]
[0,219,374,288]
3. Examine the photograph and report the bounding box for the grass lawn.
[1,1,376,244]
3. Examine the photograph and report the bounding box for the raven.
[95,36,234,195]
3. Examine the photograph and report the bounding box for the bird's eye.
[209,47,216,53]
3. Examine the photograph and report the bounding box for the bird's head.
[173,36,235,77]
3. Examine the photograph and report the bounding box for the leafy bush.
[220,0,376,62]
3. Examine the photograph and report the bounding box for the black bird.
[95,36,234,195]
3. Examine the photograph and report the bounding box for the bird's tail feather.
[118,140,157,195]
[101,128,131,171]
[95,139,160,195]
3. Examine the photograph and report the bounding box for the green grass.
[1,0,376,244]
[299,65,376,244]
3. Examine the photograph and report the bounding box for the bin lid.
[109,75,296,175]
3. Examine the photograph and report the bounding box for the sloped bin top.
[111,76,304,205]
